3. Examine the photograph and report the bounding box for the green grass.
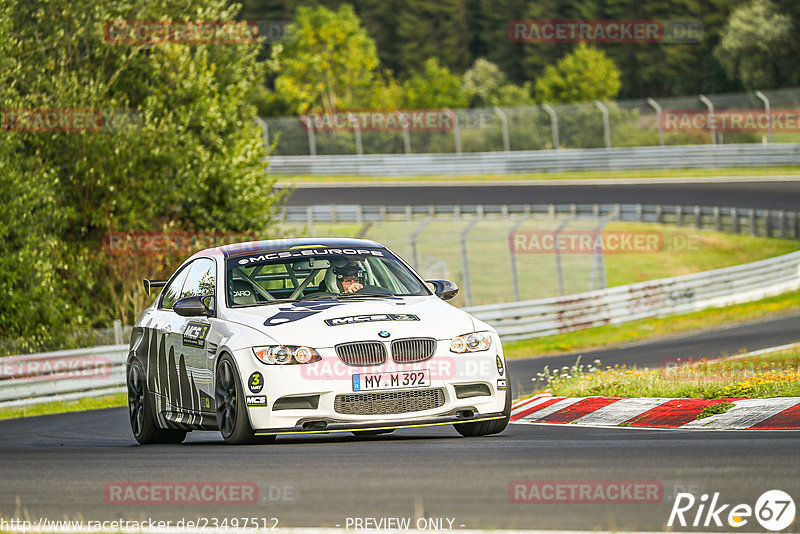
[504,289,800,360]
[278,166,800,183]
[697,402,735,419]
[0,392,127,421]
[538,349,800,399]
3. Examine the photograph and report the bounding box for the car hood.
[222,296,475,347]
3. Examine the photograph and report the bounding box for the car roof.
[195,237,386,260]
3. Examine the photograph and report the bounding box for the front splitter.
[254,411,507,436]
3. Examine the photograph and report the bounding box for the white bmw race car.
[127,238,511,444]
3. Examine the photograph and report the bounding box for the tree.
[462,58,533,107]
[272,4,388,113]
[0,0,285,341]
[401,57,468,109]
[715,0,794,90]
[534,43,622,103]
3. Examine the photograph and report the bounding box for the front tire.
[127,358,186,444]
[454,375,512,437]
[215,356,275,445]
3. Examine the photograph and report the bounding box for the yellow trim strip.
[254,416,504,436]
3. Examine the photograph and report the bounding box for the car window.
[160,264,191,310]
[225,249,429,306]
[179,258,216,300]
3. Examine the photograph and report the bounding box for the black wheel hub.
[215,361,237,438]
[127,364,145,437]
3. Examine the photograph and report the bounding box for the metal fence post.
[699,95,716,145]
[113,320,123,345]
[349,112,363,155]
[646,98,665,146]
[451,110,462,154]
[554,219,570,296]
[542,104,559,149]
[410,219,432,269]
[780,210,787,238]
[749,209,756,235]
[396,111,412,154]
[755,90,773,143]
[460,220,479,306]
[589,219,609,291]
[594,101,612,148]
[301,115,317,156]
[256,118,270,148]
[493,106,510,151]
[508,217,527,301]
[694,206,702,229]
[731,207,739,234]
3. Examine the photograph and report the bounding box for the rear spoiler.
[142,278,169,296]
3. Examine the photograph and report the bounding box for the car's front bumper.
[253,411,508,436]
[231,337,509,433]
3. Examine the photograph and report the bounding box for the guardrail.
[464,250,800,341]
[0,345,127,408]
[283,203,800,240]
[269,144,800,175]
[2,248,799,407]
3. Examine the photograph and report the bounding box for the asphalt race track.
[1,315,800,531]
[284,180,800,211]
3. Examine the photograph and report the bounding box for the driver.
[333,262,365,293]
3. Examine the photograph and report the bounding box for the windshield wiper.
[334,292,395,298]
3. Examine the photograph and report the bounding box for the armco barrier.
[464,250,800,341]
[268,144,800,176]
[1,251,799,406]
[0,345,127,408]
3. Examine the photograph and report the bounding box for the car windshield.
[225,247,429,307]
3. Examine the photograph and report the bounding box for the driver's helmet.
[332,261,365,291]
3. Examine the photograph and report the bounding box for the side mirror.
[427,280,459,301]
[174,295,214,317]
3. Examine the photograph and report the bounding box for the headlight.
[450,332,492,353]
[252,345,321,365]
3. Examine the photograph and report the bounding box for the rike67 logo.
[668,490,795,531]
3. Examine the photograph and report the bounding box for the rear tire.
[215,356,276,445]
[454,374,512,437]
[127,358,186,445]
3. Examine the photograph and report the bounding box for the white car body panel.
[128,238,509,436]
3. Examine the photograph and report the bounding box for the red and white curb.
[511,394,800,429]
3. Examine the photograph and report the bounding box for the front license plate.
[352,369,431,392]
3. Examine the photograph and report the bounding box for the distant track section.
[284,180,800,211]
